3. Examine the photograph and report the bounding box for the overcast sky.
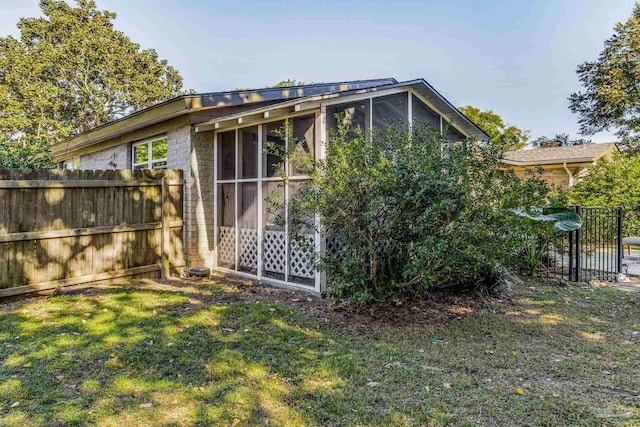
[1,0,636,143]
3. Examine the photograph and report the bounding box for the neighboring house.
[502,142,619,188]
[51,78,489,292]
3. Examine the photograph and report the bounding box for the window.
[214,118,318,288]
[412,96,441,131]
[326,101,369,140]
[290,115,315,176]
[239,127,258,179]
[372,93,408,129]
[444,122,466,142]
[218,130,236,180]
[263,120,286,178]
[59,157,80,170]
[132,138,168,170]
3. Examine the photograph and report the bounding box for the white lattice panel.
[239,228,258,269]
[264,230,286,274]
[290,234,315,279]
[218,226,235,265]
[326,236,346,261]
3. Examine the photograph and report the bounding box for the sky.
[0,0,636,143]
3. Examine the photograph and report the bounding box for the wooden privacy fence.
[0,169,184,298]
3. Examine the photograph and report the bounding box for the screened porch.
[209,87,469,291]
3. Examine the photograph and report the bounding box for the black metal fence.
[543,206,623,282]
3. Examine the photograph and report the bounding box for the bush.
[282,121,549,302]
[0,136,55,169]
[569,153,640,236]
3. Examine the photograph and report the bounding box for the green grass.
[0,278,639,426]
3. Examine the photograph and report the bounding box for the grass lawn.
[0,276,639,426]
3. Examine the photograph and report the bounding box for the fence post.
[161,174,169,280]
[617,206,623,274]
[568,226,574,281]
[575,205,582,282]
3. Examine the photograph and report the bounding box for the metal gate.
[545,206,623,282]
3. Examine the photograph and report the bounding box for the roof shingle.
[502,143,618,166]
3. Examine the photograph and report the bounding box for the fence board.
[0,169,184,297]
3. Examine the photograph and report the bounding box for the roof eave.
[52,79,399,158]
[502,157,599,166]
[50,97,192,158]
[195,79,490,141]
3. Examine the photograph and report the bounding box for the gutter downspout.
[563,162,574,187]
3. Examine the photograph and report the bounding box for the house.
[502,142,619,188]
[51,78,489,291]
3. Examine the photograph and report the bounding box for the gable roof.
[51,79,395,158]
[194,78,490,141]
[51,77,489,159]
[502,143,619,166]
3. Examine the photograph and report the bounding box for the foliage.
[278,120,549,302]
[0,136,55,169]
[271,79,305,88]
[458,105,529,152]
[0,0,185,143]
[513,207,582,232]
[513,205,583,275]
[569,4,640,149]
[531,133,592,147]
[569,152,640,236]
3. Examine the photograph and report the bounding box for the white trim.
[284,128,290,282]
[315,108,326,293]
[213,132,218,269]
[501,157,602,167]
[214,266,317,293]
[198,109,320,133]
[132,136,168,170]
[410,88,469,138]
[216,176,309,184]
[369,97,373,138]
[408,91,413,134]
[563,162,575,187]
[321,87,407,107]
[234,129,239,270]
[257,124,263,281]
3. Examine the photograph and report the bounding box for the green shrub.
[280,121,549,302]
[569,153,640,236]
[0,136,55,169]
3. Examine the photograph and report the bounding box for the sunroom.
[195,80,487,292]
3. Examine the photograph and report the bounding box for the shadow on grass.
[0,285,359,426]
[0,281,638,426]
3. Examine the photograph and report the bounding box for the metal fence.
[543,206,623,282]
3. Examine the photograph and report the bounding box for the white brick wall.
[79,143,131,170]
[167,125,215,269]
[76,126,215,270]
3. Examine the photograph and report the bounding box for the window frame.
[132,137,168,170]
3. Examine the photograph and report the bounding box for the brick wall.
[75,127,214,270]
[167,125,215,269]
[79,143,131,170]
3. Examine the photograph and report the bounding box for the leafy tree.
[458,106,529,152]
[275,120,549,302]
[569,153,640,236]
[271,79,305,88]
[531,133,592,147]
[0,136,55,169]
[569,4,640,149]
[0,0,185,143]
